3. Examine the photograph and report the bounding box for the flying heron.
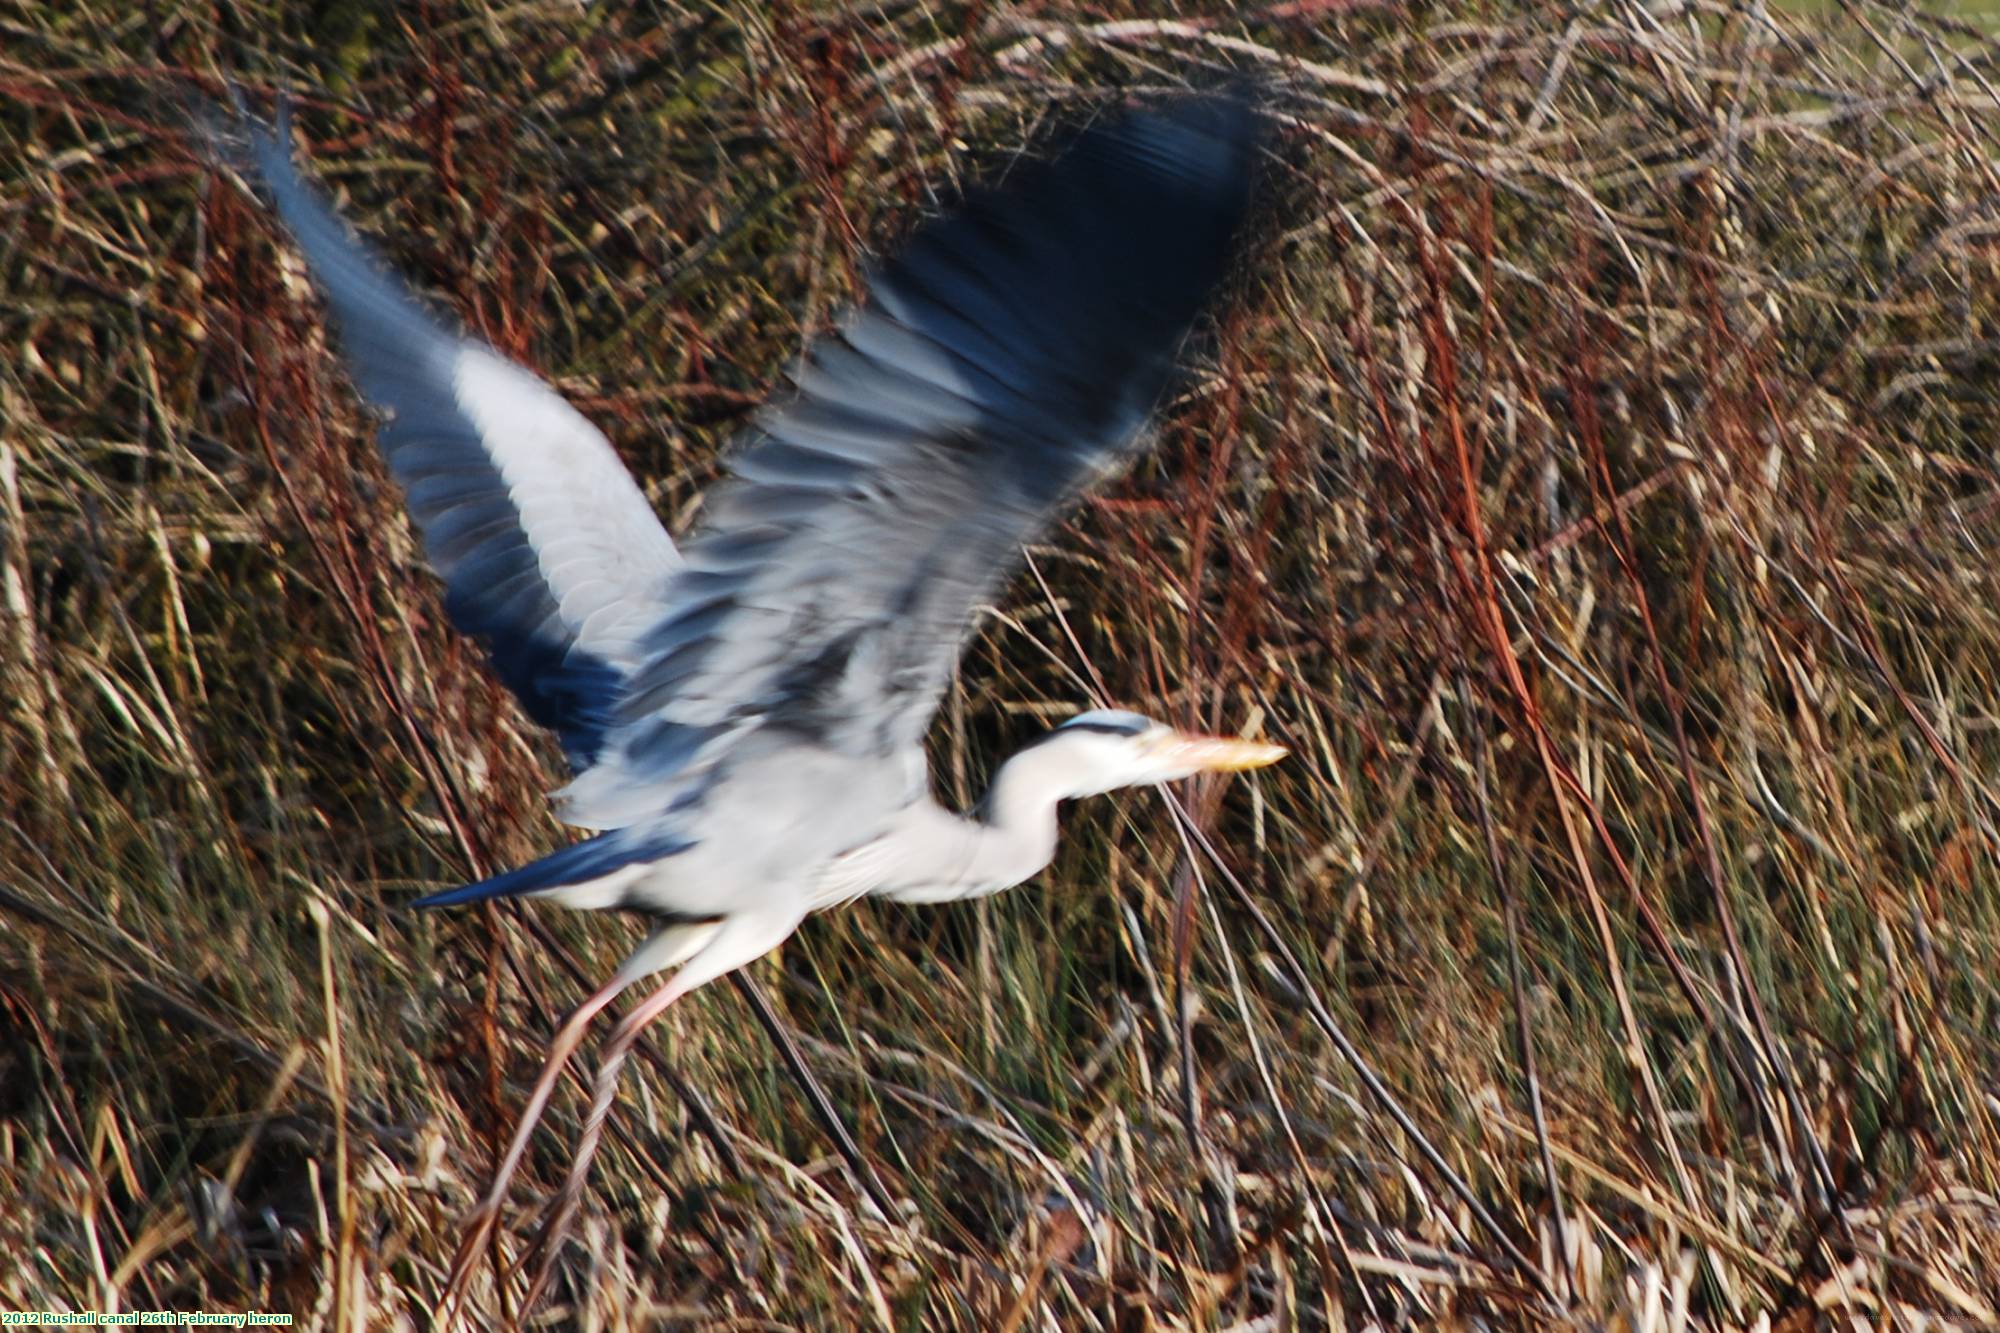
[232,90,1272,1302]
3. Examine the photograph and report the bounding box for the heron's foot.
[520,1185,583,1315]
[520,1040,636,1310]
[431,970,644,1320]
[435,1198,505,1324]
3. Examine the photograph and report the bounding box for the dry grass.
[5,0,2000,1328]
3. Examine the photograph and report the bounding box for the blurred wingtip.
[1082,84,1269,223]
[187,81,292,197]
[1116,79,1271,154]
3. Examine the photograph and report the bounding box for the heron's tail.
[411,828,691,909]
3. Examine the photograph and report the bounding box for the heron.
[231,90,1272,1301]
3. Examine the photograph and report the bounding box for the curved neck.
[873,745,1070,905]
[978,741,1076,832]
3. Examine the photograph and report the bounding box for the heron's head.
[1032,708,1287,799]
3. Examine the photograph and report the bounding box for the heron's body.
[482,718,1168,916]
[473,731,916,919]
[228,91,1270,1311]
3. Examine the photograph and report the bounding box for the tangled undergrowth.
[4,1,1999,1328]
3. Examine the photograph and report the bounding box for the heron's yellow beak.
[1164,731,1288,772]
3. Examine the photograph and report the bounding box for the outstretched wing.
[243,114,681,767]
[563,96,1260,829]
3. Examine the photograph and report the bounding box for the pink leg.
[521,910,805,1310]
[437,922,718,1323]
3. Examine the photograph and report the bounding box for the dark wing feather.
[564,96,1259,827]
[243,115,681,767]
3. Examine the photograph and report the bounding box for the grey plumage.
[231,91,1274,1298]
[243,95,1262,916]
[243,112,679,768]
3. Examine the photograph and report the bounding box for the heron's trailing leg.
[437,920,719,1321]
[522,909,805,1307]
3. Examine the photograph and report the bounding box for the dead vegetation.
[4,0,2000,1328]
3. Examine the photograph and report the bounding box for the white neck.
[866,744,1076,905]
